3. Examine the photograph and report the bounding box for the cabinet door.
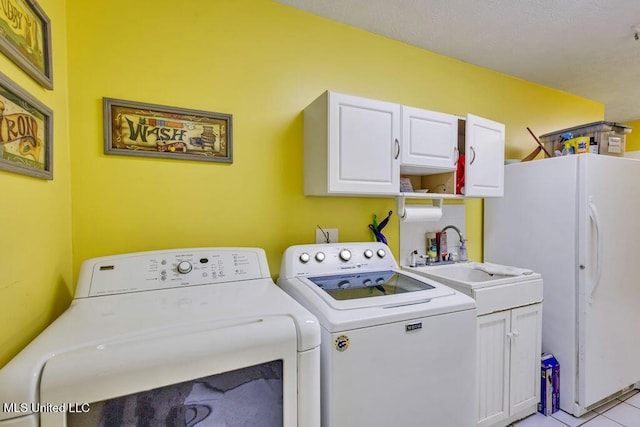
[477,311,510,427]
[465,114,505,197]
[328,92,400,195]
[509,303,542,415]
[400,106,457,174]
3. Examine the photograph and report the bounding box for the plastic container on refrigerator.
[539,121,631,157]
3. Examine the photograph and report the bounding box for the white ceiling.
[275,0,640,122]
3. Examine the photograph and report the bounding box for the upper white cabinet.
[303,91,505,198]
[304,91,401,196]
[400,106,458,174]
[465,114,505,197]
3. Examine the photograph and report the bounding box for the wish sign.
[103,98,233,164]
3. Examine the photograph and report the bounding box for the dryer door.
[39,316,298,426]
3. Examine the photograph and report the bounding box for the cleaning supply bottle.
[459,239,468,262]
[426,232,437,260]
[409,250,418,267]
[437,231,448,261]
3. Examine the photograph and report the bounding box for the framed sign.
[0,0,53,89]
[103,98,233,164]
[0,71,53,179]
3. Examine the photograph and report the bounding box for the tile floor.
[510,390,640,426]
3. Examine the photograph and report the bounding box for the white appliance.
[0,248,320,426]
[277,242,477,427]
[484,154,640,416]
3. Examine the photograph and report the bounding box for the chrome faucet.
[436,225,465,263]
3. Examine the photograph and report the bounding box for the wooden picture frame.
[0,71,53,179]
[103,98,233,164]
[0,0,53,89]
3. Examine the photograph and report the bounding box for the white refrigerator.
[484,154,640,417]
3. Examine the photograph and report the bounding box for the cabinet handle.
[454,147,459,166]
[506,331,520,340]
[394,138,400,159]
[469,146,476,165]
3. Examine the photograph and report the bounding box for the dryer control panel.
[75,248,271,298]
[280,242,398,277]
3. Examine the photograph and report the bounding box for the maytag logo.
[406,322,422,332]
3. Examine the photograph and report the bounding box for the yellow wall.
[0,0,72,366]
[1,0,604,366]
[625,119,640,151]
[65,0,602,279]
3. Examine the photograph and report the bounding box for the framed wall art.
[0,71,53,179]
[0,0,53,89]
[103,98,233,164]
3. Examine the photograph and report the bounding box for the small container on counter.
[436,231,448,261]
[426,232,437,260]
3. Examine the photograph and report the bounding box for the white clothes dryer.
[277,242,477,427]
[0,248,320,427]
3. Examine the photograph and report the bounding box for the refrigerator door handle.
[588,197,603,303]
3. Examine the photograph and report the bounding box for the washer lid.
[298,270,457,311]
[308,270,435,300]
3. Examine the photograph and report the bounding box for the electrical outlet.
[315,228,338,244]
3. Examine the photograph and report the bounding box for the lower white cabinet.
[403,265,543,427]
[477,303,542,427]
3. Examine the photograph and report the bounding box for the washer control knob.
[177,261,193,274]
[315,252,326,262]
[299,253,310,263]
[339,249,352,262]
[364,249,373,259]
[377,248,386,258]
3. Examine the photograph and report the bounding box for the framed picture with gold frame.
[0,0,53,89]
[103,98,233,164]
[0,71,53,179]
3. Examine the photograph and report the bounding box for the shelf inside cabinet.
[400,172,459,196]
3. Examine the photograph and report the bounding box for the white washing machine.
[277,242,477,427]
[0,248,320,427]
